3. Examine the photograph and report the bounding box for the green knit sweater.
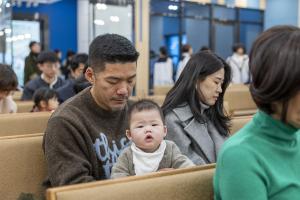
[214,111,300,200]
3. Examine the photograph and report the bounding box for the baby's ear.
[126,129,132,140]
[163,125,167,137]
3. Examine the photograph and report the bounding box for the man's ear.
[126,129,132,140]
[85,67,95,85]
[163,125,167,137]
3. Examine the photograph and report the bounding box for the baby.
[111,99,194,178]
[31,87,59,112]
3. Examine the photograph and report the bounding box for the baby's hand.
[158,168,174,172]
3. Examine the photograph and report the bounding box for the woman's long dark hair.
[162,51,232,136]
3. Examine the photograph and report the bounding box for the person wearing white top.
[176,44,193,81]
[226,43,250,84]
[0,64,18,114]
[153,47,174,86]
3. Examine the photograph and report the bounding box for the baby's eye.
[137,125,144,128]
[152,124,158,127]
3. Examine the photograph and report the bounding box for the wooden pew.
[47,164,215,200]
[0,134,46,200]
[224,85,257,116]
[0,112,51,137]
[16,101,34,113]
[153,86,172,95]
[12,90,22,101]
[230,115,253,134]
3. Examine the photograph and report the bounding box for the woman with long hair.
[162,51,231,165]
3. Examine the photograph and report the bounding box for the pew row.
[0,134,46,200]
[230,115,253,134]
[0,112,51,137]
[16,101,34,113]
[47,164,215,200]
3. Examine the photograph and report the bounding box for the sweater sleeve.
[169,141,195,168]
[110,148,132,179]
[43,116,96,186]
[214,146,268,200]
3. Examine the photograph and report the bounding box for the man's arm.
[110,148,132,179]
[43,116,96,186]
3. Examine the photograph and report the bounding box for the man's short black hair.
[70,53,88,71]
[127,99,164,129]
[29,41,38,49]
[37,51,59,64]
[88,34,139,72]
[232,43,246,53]
[0,64,18,91]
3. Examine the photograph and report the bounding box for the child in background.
[0,64,18,114]
[111,99,194,178]
[31,87,59,112]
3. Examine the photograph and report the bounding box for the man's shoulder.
[25,76,43,89]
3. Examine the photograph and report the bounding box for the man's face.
[31,43,41,54]
[71,63,85,79]
[86,62,137,111]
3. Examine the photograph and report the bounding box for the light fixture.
[6,2,11,7]
[0,8,2,13]
[4,28,12,34]
[110,16,120,22]
[0,31,4,36]
[96,3,107,10]
[94,19,105,26]
[168,5,178,11]
[24,33,31,39]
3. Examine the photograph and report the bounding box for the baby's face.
[128,109,166,153]
[47,97,59,111]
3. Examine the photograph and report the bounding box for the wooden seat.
[47,164,215,200]
[230,115,253,134]
[12,91,22,101]
[224,85,257,116]
[0,112,51,137]
[153,86,172,95]
[0,134,46,200]
[16,101,34,113]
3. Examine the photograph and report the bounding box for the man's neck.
[41,74,56,85]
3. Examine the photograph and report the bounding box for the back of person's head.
[70,53,88,72]
[128,99,165,128]
[88,34,139,72]
[66,50,75,58]
[37,51,59,64]
[0,64,18,92]
[33,87,58,111]
[162,51,231,135]
[199,46,210,52]
[159,46,168,57]
[232,43,246,53]
[182,44,192,53]
[249,25,300,122]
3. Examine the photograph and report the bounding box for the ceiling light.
[94,19,105,26]
[6,2,11,7]
[0,31,4,36]
[110,16,120,22]
[4,28,12,34]
[168,5,178,11]
[96,3,107,10]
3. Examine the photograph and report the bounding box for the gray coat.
[165,103,227,165]
[111,140,194,179]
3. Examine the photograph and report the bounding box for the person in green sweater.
[214,25,300,200]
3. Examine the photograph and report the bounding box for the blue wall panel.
[264,0,298,29]
[13,0,77,58]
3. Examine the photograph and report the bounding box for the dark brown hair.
[249,25,300,122]
[0,64,18,91]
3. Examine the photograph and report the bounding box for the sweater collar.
[253,110,299,141]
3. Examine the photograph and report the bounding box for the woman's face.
[197,68,225,106]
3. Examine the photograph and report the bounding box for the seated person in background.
[153,46,174,86]
[176,44,193,81]
[31,87,59,112]
[162,51,232,165]
[226,43,249,84]
[0,64,18,114]
[111,99,194,178]
[21,51,65,101]
[214,25,300,200]
[57,53,90,103]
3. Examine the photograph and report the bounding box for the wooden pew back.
[47,165,215,200]
[0,112,51,136]
[0,134,46,200]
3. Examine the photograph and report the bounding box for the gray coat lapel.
[173,104,216,163]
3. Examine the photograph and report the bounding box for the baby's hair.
[33,87,58,108]
[128,99,164,128]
